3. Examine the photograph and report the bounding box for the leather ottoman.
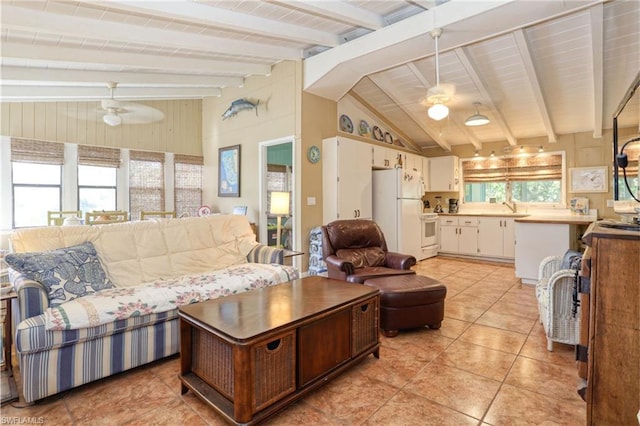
[364,275,447,337]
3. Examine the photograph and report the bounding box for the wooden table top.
[179,276,379,341]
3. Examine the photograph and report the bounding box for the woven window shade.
[129,151,165,219]
[11,138,64,165]
[463,154,563,183]
[620,144,639,175]
[175,155,203,217]
[78,145,121,168]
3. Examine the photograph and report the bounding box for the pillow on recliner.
[336,247,386,268]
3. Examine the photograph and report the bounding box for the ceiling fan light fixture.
[465,103,490,126]
[428,102,449,121]
[103,112,122,127]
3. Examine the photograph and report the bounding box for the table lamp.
[270,191,290,248]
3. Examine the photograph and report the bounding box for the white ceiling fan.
[100,82,164,127]
[424,28,455,121]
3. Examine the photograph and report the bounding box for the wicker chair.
[535,255,581,351]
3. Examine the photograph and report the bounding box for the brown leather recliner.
[321,219,416,283]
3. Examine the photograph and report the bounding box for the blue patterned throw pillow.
[5,242,114,307]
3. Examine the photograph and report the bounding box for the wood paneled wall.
[0,99,202,155]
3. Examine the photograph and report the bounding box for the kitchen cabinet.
[422,157,430,192]
[477,217,515,259]
[428,156,459,192]
[323,137,373,222]
[402,153,423,176]
[372,145,396,169]
[439,216,478,255]
[514,222,575,285]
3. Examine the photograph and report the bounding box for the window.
[463,153,563,204]
[129,150,165,220]
[174,154,203,217]
[616,143,639,201]
[11,139,64,228]
[78,145,120,213]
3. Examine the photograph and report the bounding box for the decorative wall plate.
[198,205,211,217]
[307,145,321,163]
[384,132,393,144]
[372,126,384,141]
[358,120,371,137]
[339,114,353,133]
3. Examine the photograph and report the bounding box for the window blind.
[129,150,165,219]
[462,154,563,183]
[174,154,203,217]
[10,138,64,165]
[78,145,121,168]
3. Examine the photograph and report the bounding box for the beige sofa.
[7,215,298,402]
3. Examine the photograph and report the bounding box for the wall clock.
[307,145,321,164]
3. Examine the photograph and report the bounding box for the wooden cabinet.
[402,153,423,175]
[427,156,459,192]
[439,216,478,255]
[477,217,515,259]
[372,145,396,169]
[179,277,380,425]
[422,157,430,192]
[580,223,639,425]
[323,137,373,222]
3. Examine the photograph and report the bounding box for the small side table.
[283,250,304,267]
[1,290,19,405]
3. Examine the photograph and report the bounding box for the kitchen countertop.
[437,212,596,225]
[438,212,530,218]
[513,215,595,225]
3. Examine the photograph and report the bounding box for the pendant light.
[427,28,450,121]
[465,102,490,126]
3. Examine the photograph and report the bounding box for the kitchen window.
[463,152,563,204]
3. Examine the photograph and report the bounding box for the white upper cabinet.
[372,145,396,169]
[427,156,459,192]
[323,137,373,222]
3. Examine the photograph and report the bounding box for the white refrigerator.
[373,168,424,260]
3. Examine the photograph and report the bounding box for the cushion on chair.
[335,247,386,268]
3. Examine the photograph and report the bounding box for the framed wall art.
[569,166,608,193]
[218,144,241,197]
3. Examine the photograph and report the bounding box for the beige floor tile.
[429,316,472,339]
[356,345,429,388]
[265,401,344,426]
[122,397,209,426]
[435,340,517,381]
[487,299,540,320]
[302,370,398,424]
[459,323,527,354]
[475,310,538,335]
[404,363,501,420]
[363,389,479,426]
[519,326,577,366]
[483,384,585,426]
[505,357,585,403]
[380,328,454,363]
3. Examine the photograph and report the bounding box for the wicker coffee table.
[178,276,380,425]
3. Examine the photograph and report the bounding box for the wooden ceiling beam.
[455,47,518,146]
[513,29,557,143]
[269,1,385,30]
[590,4,604,139]
[2,4,301,61]
[102,0,339,47]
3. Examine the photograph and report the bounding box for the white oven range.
[420,213,439,259]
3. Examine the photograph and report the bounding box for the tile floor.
[0,257,586,425]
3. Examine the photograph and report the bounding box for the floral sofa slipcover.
[7,215,298,403]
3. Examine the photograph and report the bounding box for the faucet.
[503,200,517,213]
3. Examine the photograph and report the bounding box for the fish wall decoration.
[222,98,260,120]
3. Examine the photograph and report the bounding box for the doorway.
[259,137,296,253]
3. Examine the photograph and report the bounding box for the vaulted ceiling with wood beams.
[1,0,638,151]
